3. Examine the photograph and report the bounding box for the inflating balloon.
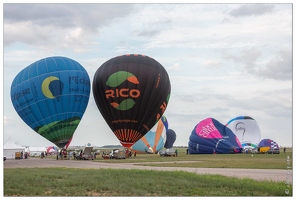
[131,115,168,153]
[188,118,242,154]
[10,56,90,148]
[258,139,279,149]
[226,116,261,149]
[93,54,171,148]
[164,129,176,149]
[46,146,58,153]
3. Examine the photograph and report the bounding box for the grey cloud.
[4,4,134,29]
[132,18,171,37]
[242,48,262,74]
[241,48,262,65]
[167,112,201,121]
[223,48,291,80]
[226,89,292,117]
[4,4,76,27]
[209,107,230,113]
[263,105,292,118]
[3,4,134,45]
[178,94,209,103]
[134,30,160,37]
[229,4,274,17]
[256,50,292,80]
[223,48,261,65]
[177,91,231,103]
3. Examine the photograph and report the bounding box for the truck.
[109,149,126,159]
[159,148,176,157]
[82,146,94,160]
[76,144,94,160]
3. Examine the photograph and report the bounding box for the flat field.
[3,147,293,196]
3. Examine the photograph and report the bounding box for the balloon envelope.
[226,116,261,149]
[92,54,171,148]
[46,146,58,153]
[131,115,168,153]
[188,118,242,154]
[258,139,279,149]
[10,56,90,148]
[164,129,176,149]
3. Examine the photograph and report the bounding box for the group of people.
[56,148,67,160]
[19,151,29,159]
[55,149,100,160]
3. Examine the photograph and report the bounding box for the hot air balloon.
[46,146,58,154]
[10,56,90,148]
[164,129,176,149]
[188,118,242,154]
[258,139,280,154]
[226,116,261,150]
[93,54,171,148]
[131,115,168,154]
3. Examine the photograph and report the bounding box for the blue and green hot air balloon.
[10,56,90,148]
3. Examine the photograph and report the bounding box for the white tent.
[4,137,25,159]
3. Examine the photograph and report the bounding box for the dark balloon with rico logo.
[92,54,171,148]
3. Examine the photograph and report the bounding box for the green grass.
[4,168,291,196]
[95,148,292,169]
[134,153,292,169]
[4,147,293,196]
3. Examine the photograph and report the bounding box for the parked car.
[267,148,280,154]
[109,149,118,159]
[4,156,6,161]
[159,148,176,157]
[251,148,259,154]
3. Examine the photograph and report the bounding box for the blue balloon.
[258,139,279,149]
[10,56,90,148]
[188,118,242,154]
[131,116,168,153]
[164,129,176,149]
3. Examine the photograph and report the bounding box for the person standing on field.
[175,149,178,157]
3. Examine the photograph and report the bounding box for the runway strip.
[4,158,291,182]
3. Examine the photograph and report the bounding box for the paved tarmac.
[4,158,292,183]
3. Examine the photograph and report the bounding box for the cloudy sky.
[2,3,293,148]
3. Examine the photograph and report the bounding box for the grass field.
[3,147,293,196]
[96,147,292,169]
